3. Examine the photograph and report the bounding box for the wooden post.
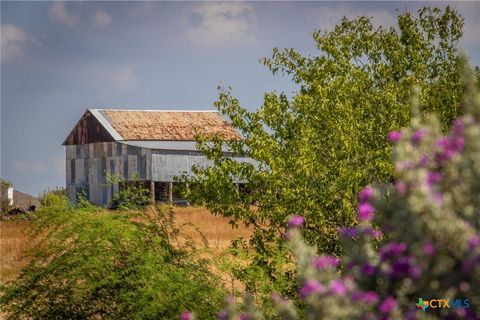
[150,181,155,205]
[168,181,173,205]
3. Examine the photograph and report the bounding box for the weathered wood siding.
[66,142,255,206]
[66,142,151,206]
[63,110,115,145]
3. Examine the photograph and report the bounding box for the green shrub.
[108,173,152,210]
[39,188,70,208]
[0,205,226,319]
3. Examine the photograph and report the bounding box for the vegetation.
[2,6,479,320]
[0,197,226,319]
[181,6,475,300]
[108,173,152,210]
[184,61,480,320]
[1,179,13,214]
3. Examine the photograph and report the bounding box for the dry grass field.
[0,207,251,285]
[0,220,31,283]
[172,206,252,249]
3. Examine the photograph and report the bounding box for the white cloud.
[49,2,112,30]
[93,9,112,28]
[187,2,256,46]
[1,24,39,62]
[13,160,46,175]
[49,1,77,28]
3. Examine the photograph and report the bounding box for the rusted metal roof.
[97,109,241,141]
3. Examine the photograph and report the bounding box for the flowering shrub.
[183,66,480,319]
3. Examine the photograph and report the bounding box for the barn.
[63,109,249,206]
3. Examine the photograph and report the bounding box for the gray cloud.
[49,1,77,28]
[186,2,256,47]
[49,2,112,30]
[93,9,112,28]
[1,24,40,62]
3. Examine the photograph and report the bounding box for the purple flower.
[395,182,407,195]
[435,133,465,165]
[423,242,435,255]
[358,186,374,203]
[379,296,397,314]
[181,312,193,320]
[218,310,227,320]
[352,291,379,304]
[313,255,340,270]
[419,155,430,167]
[380,242,407,261]
[339,226,359,238]
[411,129,426,144]
[469,235,480,248]
[361,263,376,275]
[363,291,380,304]
[453,118,464,134]
[239,313,249,320]
[426,171,442,186]
[329,280,347,296]
[299,280,325,298]
[288,215,304,228]
[388,130,402,143]
[358,203,375,221]
[452,136,465,151]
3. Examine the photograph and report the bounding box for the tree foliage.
[185,60,480,320]
[0,197,225,319]
[181,7,472,296]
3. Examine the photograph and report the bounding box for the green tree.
[182,7,472,297]
[0,195,225,319]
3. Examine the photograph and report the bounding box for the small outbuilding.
[63,109,250,206]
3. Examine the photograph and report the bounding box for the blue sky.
[1,1,479,196]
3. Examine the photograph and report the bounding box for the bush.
[0,205,226,319]
[108,173,152,210]
[39,188,70,208]
[183,63,480,319]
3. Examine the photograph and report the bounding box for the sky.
[1,1,479,196]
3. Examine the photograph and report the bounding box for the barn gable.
[63,110,120,145]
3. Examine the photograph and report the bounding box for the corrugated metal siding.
[66,141,254,206]
[151,153,255,182]
[66,142,151,206]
